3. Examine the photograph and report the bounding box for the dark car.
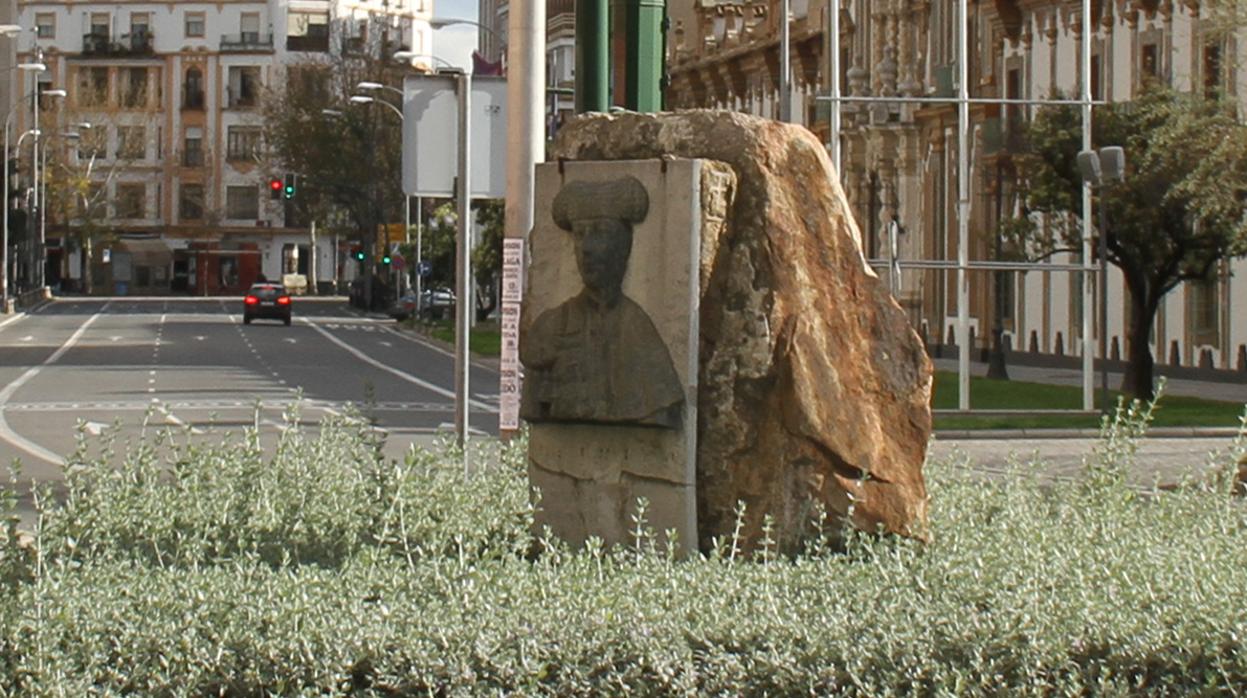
[389,288,456,322]
[243,283,292,325]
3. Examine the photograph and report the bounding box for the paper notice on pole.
[499,239,524,431]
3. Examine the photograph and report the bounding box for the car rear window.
[249,285,286,299]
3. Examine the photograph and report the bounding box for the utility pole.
[575,0,608,112]
[623,0,665,112]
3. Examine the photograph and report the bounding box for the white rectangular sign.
[402,74,507,199]
[498,238,524,431]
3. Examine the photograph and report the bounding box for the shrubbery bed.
[1,402,1245,695]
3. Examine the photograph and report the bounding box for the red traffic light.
[269,178,283,191]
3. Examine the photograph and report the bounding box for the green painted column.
[624,0,666,112]
[575,0,609,113]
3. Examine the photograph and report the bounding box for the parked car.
[390,287,456,321]
[243,283,292,326]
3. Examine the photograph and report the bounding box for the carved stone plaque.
[522,159,715,555]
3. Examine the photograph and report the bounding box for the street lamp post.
[1077,146,1126,414]
[1,76,60,311]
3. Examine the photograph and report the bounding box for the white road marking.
[438,421,489,436]
[154,402,205,435]
[0,305,110,465]
[109,336,121,342]
[302,318,497,413]
[195,335,205,341]
[283,338,297,344]
[379,341,392,347]
[18,335,31,342]
[83,421,108,436]
[0,313,27,331]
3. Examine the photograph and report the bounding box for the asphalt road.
[0,297,500,491]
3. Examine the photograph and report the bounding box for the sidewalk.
[931,356,1247,404]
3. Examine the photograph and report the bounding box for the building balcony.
[220,33,274,52]
[183,90,205,110]
[182,149,204,167]
[225,87,259,109]
[82,31,154,58]
[286,34,329,53]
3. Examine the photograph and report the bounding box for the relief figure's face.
[573,218,632,303]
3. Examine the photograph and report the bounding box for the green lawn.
[427,321,502,357]
[932,370,1245,430]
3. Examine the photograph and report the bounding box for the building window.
[179,183,204,221]
[183,67,205,109]
[78,128,107,160]
[227,66,261,108]
[1191,272,1221,345]
[226,185,259,219]
[183,128,203,167]
[116,183,145,219]
[241,12,261,43]
[122,67,148,108]
[76,67,109,107]
[1141,42,1159,83]
[1204,43,1224,99]
[35,13,55,39]
[226,126,262,162]
[117,126,146,160]
[1090,54,1103,101]
[184,12,205,38]
[130,12,150,36]
[89,13,110,41]
[287,11,330,52]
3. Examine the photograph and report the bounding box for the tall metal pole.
[828,0,840,173]
[623,0,665,112]
[415,196,422,315]
[454,71,473,467]
[2,120,9,311]
[575,0,609,112]
[503,0,545,436]
[779,0,791,121]
[956,0,970,410]
[1080,0,1095,411]
[38,143,45,290]
[1099,193,1109,412]
[29,51,37,295]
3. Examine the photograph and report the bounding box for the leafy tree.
[1012,88,1247,399]
[411,199,504,321]
[262,33,407,309]
[43,129,130,295]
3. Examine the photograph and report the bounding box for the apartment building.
[14,0,430,295]
[478,0,575,135]
[667,0,1247,374]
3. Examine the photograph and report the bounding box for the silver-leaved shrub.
[0,396,1243,695]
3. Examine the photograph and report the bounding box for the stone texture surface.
[553,110,932,549]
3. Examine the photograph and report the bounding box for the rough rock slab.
[553,110,932,549]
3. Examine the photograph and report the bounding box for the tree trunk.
[81,235,92,296]
[1121,288,1157,401]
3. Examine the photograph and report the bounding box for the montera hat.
[552,176,649,232]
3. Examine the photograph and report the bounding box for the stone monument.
[524,110,932,554]
[523,159,730,555]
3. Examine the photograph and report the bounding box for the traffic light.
[353,247,365,261]
[381,254,392,265]
[269,178,282,200]
[283,173,296,200]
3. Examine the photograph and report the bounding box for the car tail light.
[276,296,290,305]
[244,295,259,305]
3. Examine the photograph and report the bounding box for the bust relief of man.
[520,176,685,429]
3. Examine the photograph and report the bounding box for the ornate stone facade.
[668,0,1247,372]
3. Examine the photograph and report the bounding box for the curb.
[934,427,1244,440]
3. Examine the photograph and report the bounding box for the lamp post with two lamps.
[1077,145,1126,414]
